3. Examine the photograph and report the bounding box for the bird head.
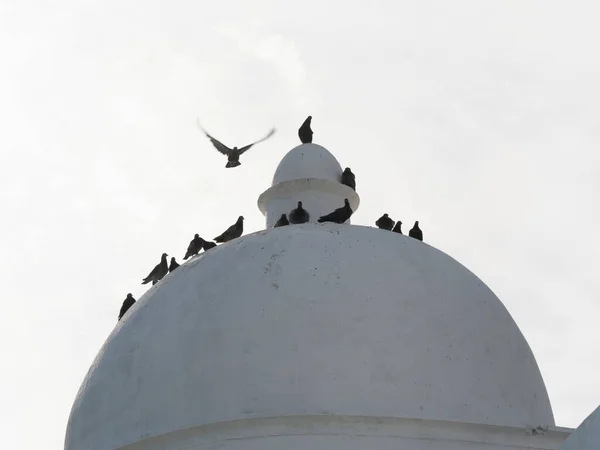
[414,221,419,226]
[126,293,133,299]
[297,201,303,208]
[280,213,287,219]
[170,257,176,262]
[194,233,199,238]
[383,213,389,218]
[344,167,352,174]
[238,216,244,222]
[344,198,350,207]
[161,252,168,259]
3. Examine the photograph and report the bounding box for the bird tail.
[226,161,241,168]
[142,278,151,285]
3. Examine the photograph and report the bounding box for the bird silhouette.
[289,201,310,224]
[197,120,275,168]
[118,294,136,321]
[375,214,395,231]
[202,240,217,251]
[392,221,403,234]
[214,216,244,243]
[183,234,204,260]
[341,167,356,191]
[318,198,353,224]
[142,253,168,285]
[298,116,313,143]
[409,221,423,241]
[169,257,180,273]
[274,213,289,228]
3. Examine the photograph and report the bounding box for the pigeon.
[375,213,395,231]
[341,167,356,191]
[214,216,244,243]
[169,257,180,273]
[298,116,313,143]
[289,201,310,224]
[274,213,289,228]
[118,293,136,321]
[203,240,217,251]
[409,221,423,241]
[142,253,169,285]
[317,198,353,224]
[197,120,276,168]
[183,234,204,260]
[392,221,403,234]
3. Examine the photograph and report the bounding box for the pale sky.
[1,1,600,448]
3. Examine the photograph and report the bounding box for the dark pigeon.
[118,293,136,321]
[169,257,180,273]
[375,213,395,231]
[341,167,356,191]
[183,234,204,260]
[392,221,403,234]
[142,253,169,285]
[298,116,313,143]
[197,120,276,168]
[214,216,244,243]
[274,213,289,228]
[203,240,217,251]
[409,221,423,241]
[317,198,353,224]
[289,201,310,224]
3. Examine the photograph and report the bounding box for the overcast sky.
[1,1,599,448]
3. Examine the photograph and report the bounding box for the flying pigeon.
[341,167,356,191]
[169,257,180,273]
[375,213,395,231]
[317,198,353,224]
[197,120,276,168]
[202,240,217,251]
[289,201,309,224]
[142,253,169,285]
[274,213,289,228]
[183,234,204,260]
[214,216,244,243]
[409,221,423,241]
[118,293,136,321]
[298,116,313,143]
[392,221,403,234]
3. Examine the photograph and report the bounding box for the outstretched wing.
[196,119,232,156]
[238,128,276,155]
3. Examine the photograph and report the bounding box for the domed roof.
[271,143,344,185]
[65,224,554,450]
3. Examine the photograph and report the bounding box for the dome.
[259,143,360,228]
[271,143,344,185]
[65,224,554,450]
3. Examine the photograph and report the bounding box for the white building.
[65,143,595,449]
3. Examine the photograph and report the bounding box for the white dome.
[271,143,344,185]
[65,224,554,450]
[260,143,360,228]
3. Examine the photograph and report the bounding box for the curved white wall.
[66,225,555,450]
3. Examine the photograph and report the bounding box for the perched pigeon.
[392,221,403,234]
[341,167,356,191]
[214,216,244,243]
[409,221,423,241]
[274,213,289,228]
[375,213,395,231]
[203,240,217,251]
[183,234,204,260]
[289,201,309,224]
[298,116,313,143]
[197,120,276,168]
[318,198,353,224]
[169,257,180,273]
[142,253,169,285]
[118,293,136,321]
